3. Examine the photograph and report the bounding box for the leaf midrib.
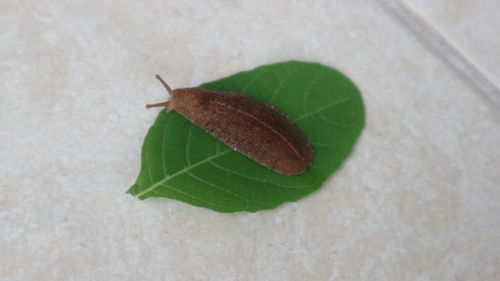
[135,149,231,199]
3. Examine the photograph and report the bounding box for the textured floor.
[1,0,499,280]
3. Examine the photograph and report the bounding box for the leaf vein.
[186,171,257,207]
[269,67,304,102]
[302,73,330,114]
[294,97,352,122]
[209,161,309,189]
[318,115,357,128]
[155,183,231,209]
[135,150,232,199]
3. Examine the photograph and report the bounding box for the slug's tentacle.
[146,74,174,112]
[145,101,170,109]
[155,74,173,95]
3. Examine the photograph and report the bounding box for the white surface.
[1,0,499,280]
[403,0,500,88]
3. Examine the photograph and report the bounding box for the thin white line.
[294,98,352,121]
[380,0,500,108]
[310,142,346,148]
[241,70,269,92]
[302,73,330,114]
[269,67,304,102]
[318,115,357,128]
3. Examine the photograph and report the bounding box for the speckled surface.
[403,0,500,87]
[1,0,499,280]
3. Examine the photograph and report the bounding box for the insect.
[146,75,313,176]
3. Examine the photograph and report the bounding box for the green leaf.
[127,61,365,212]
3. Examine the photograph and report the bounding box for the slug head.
[146,74,207,113]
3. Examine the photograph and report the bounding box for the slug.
[146,75,313,176]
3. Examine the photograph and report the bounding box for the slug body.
[148,75,313,176]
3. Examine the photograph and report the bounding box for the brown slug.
[146,75,313,176]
